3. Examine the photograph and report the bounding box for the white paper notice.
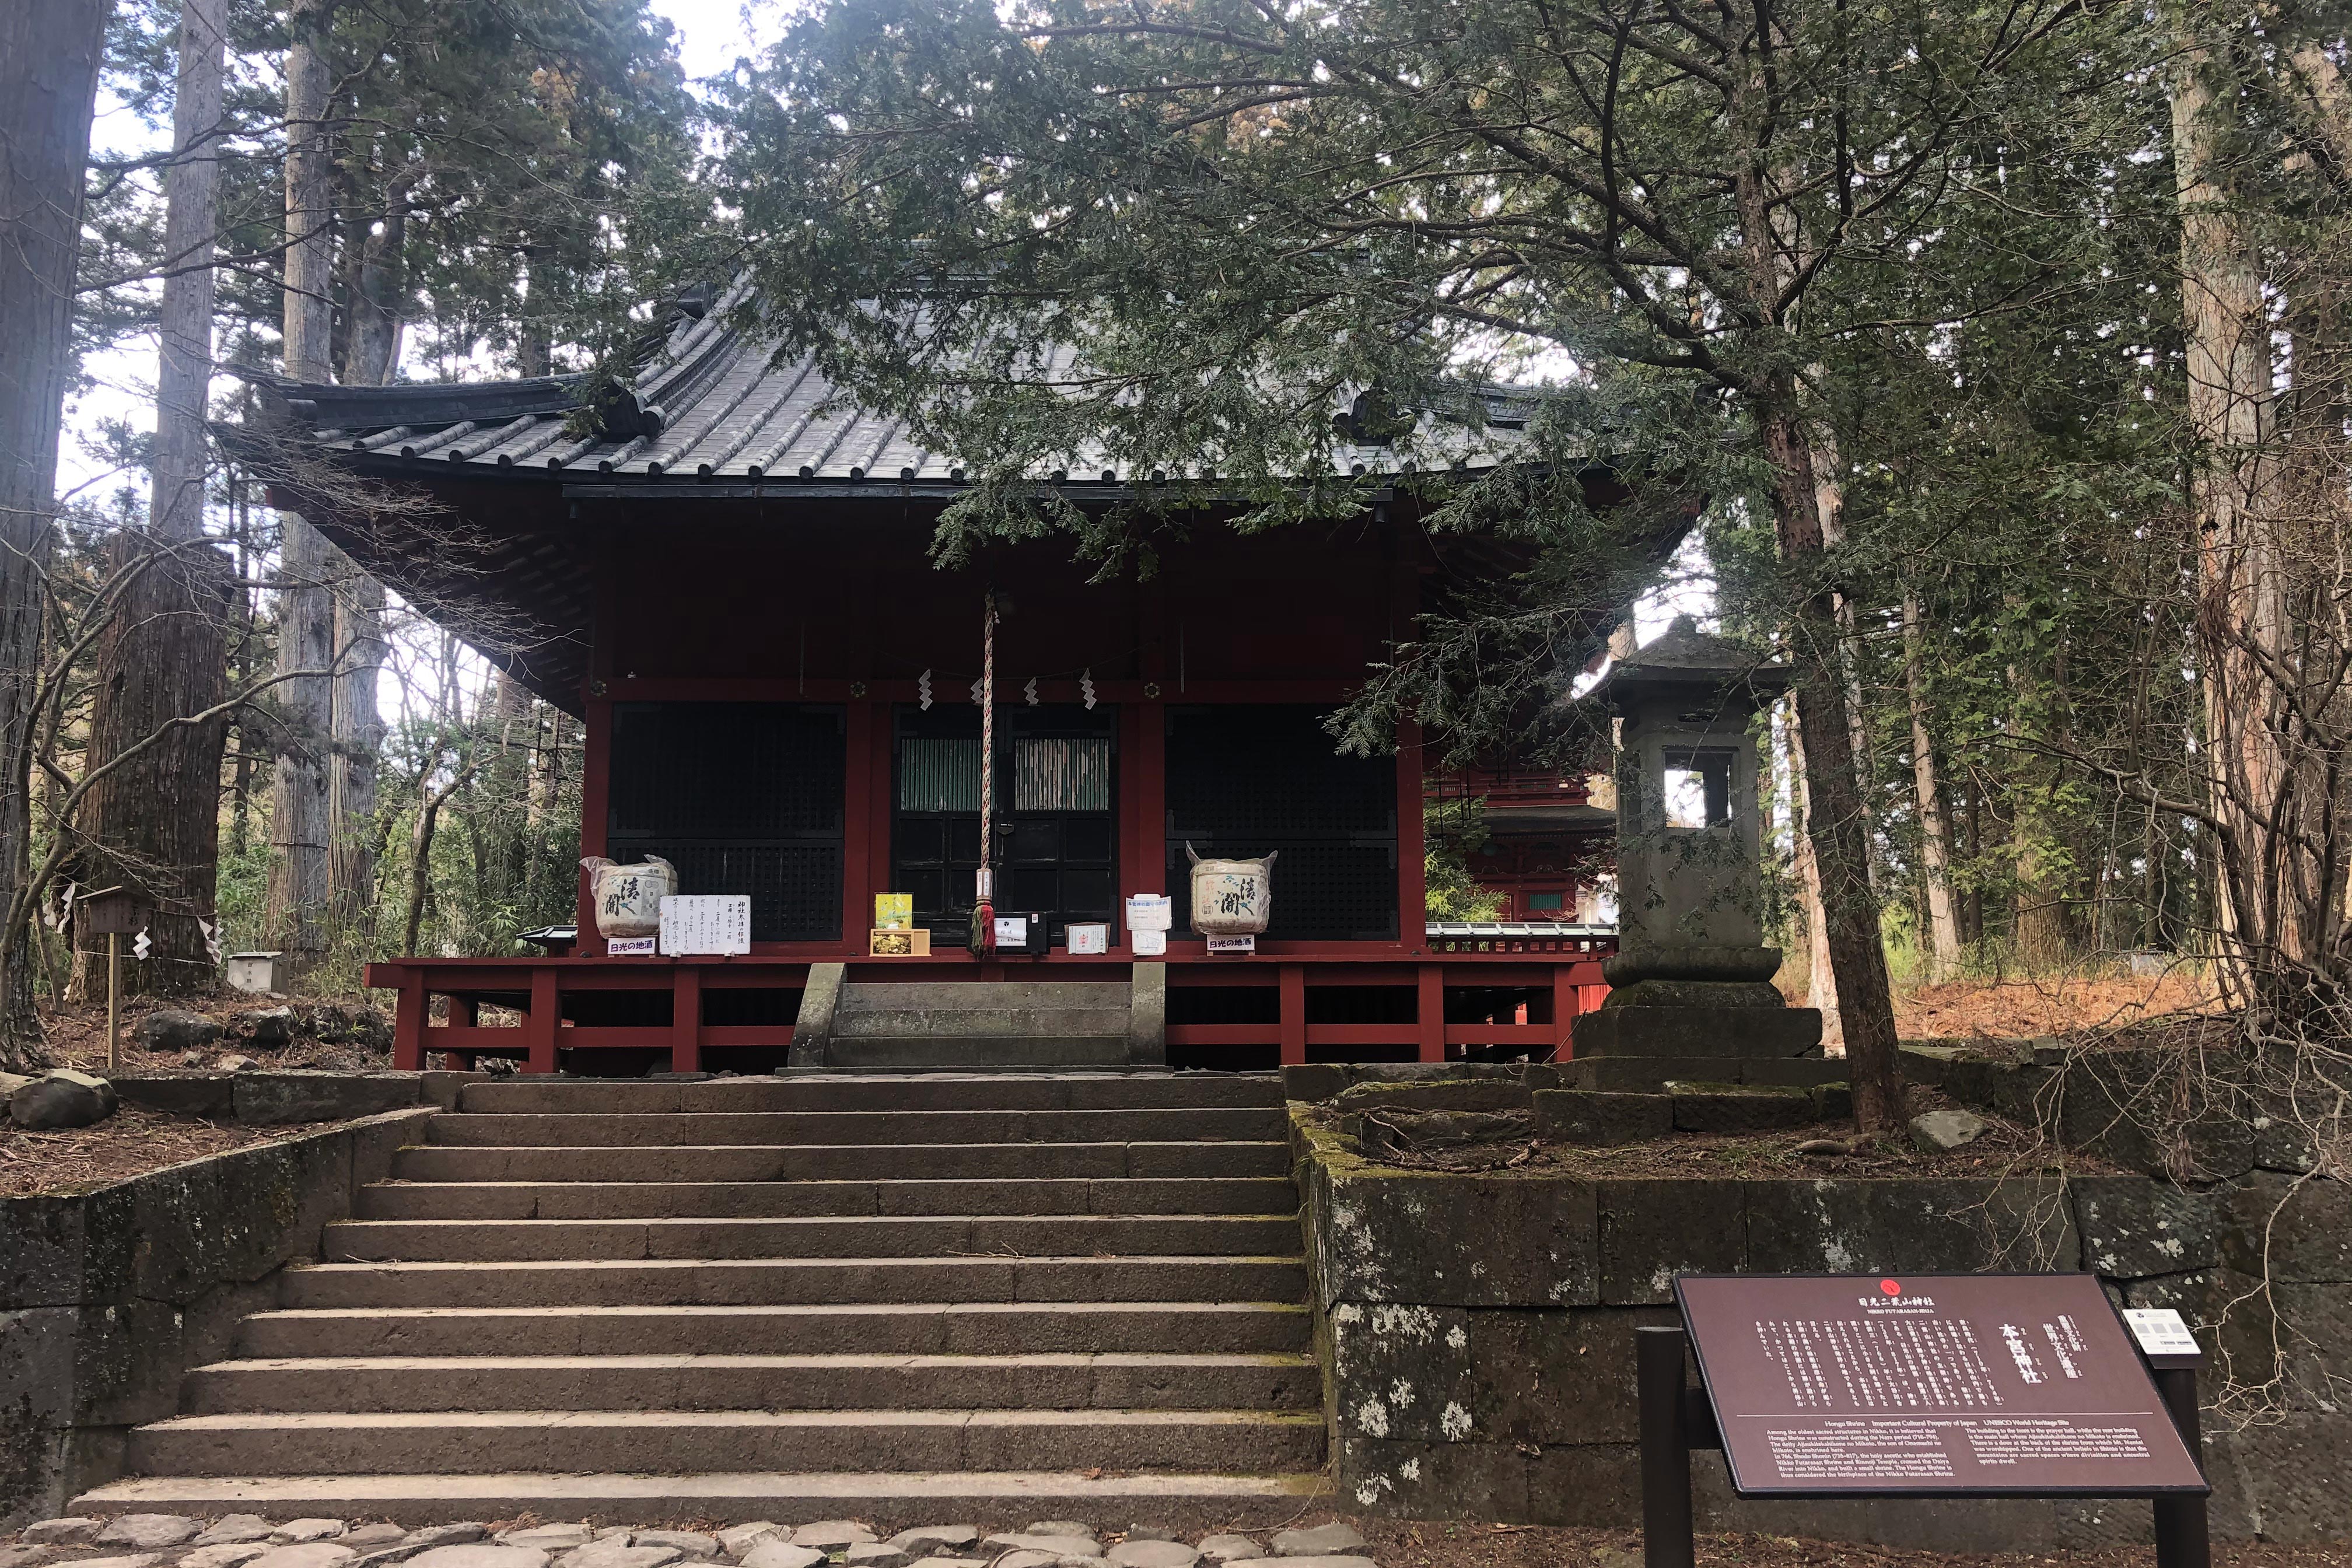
[2123,1308,2201,1359]
[658,895,751,956]
[1066,922,1109,954]
[994,915,1031,947]
[1125,894,1172,933]
[1132,929,1168,956]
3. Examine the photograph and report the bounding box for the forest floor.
[1891,968,2221,1040]
[36,989,393,1076]
[0,1101,347,1198]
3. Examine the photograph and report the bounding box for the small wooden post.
[107,932,121,1072]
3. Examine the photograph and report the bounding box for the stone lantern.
[1568,616,1829,1089]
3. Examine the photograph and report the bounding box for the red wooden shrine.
[258,315,1632,1073]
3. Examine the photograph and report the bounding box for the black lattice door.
[606,703,845,941]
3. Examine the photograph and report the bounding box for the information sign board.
[657,894,751,956]
[1676,1272,2207,1498]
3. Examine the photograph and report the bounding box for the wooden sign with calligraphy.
[1675,1272,2208,1498]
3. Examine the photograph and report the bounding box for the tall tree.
[265,0,338,967]
[0,0,111,1066]
[77,0,237,995]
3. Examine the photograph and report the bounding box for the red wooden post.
[392,971,426,1070]
[526,967,559,1074]
[1553,965,1580,1062]
[1279,963,1307,1066]
[1132,701,1167,900]
[445,994,477,1072]
[1417,963,1444,1063]
[671,965,702,1073]
[1395,718,1426,946]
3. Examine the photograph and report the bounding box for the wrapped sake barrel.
[579,855,678,937]
[1185,843,1278,935]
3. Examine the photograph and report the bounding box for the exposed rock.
[401,1530,489,1552]
[180,1547,272,1568]
[244,1547,353,1568]
[1194,1541,1261,1564]
[408,1551,547,1568]
[60,1557,164,1568]
[137,1008,225,1053]
[1019,1528,1094,1545]
[843,1547,908,1568]
[1267,1527,1368,1559]
[495,1534,592,1554]
[96,1518,204,1550]
[271,1523,348,1545]
[194,1522,278,1549]
[737,1546,824,1568]
[555,1546,678,1568]
[628,1538,713,1560]
[785,1527,872,1552]
[410,1550,548,1568]
[245,1005,299,1046]
[983,1540,1099,1560]
[10,1068,119,1128]
[0,1548,52,1568]
[902,1559,980,1568]
[995,1554,1090,1568]
[716,1526,782,1561]
[1106,1545,1196,1568]
[1119,1532,1180,1546]
[218,1054,259,1072]
[340,1530,407,1552]
[1911,1108,1990,1154]
[885,1531,977,1555]
[23,1521,103,1546]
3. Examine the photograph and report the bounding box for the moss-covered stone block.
[2074,1175,2223,1279]
[1744,1178,2079,1275]
[1597,1179,1745,1304]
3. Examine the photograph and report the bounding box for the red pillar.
[1418,963,1444,1063]
[392,971,425,1070]
[1129,702,1167,902]
[527,967,559,1074]
[671,964,702,1073]
[1553,966,1579,1062]
[1279,963,1307,1066]
[1395,717,1426,946]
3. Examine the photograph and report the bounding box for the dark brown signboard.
[1676,1272,2208,1498]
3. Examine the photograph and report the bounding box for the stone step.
[837,982,1134,1010]
[424,1107,1285,1147]
[457,1074,1282,1114]
[825,1037,1135,1069]
[126,1408,1330,1477]
[833,1008,1135,1039]
[71,1468,1335,1528]
[238,1302,1317,1359]
[356,1176,1303,1220]
[182,1352,1323,1414]
[277,1255,1311,1309]
[391,1140,1291,1184]
[323,1213,1301,1262]
[241,1297,1326,1363]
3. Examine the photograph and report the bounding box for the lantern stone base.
[1569,1002,1825,1062]
[1602,942,1786,985]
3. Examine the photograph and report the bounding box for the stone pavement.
[4,1515,1379,1568]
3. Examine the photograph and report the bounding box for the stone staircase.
[75,1072,1329,1522]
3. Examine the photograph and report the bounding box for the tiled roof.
[254,294,1544,488]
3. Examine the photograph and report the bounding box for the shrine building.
[256,295,1646,1073]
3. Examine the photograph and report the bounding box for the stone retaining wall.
[1289,1103,2352,1549]
[0,1106,439,1525]
[109,1069,481,1125]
